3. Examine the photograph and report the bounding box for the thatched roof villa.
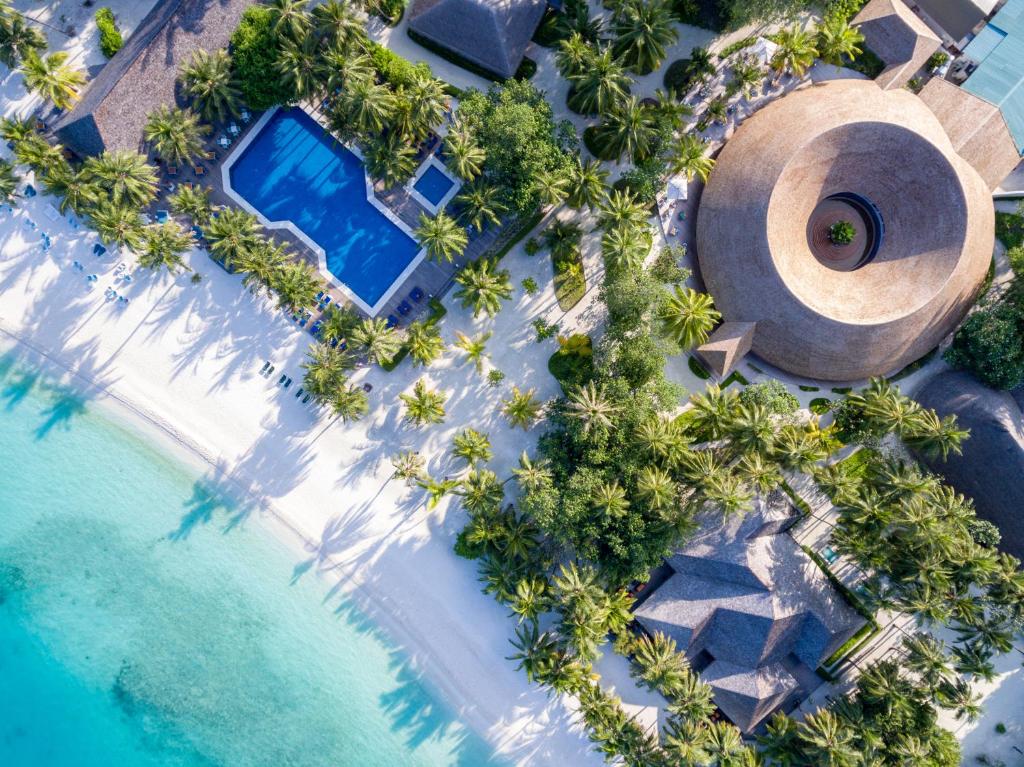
[852,0,942,89]
[634,495,864,733]
[52,0,252,157]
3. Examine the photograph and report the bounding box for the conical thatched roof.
[695,79,993,382]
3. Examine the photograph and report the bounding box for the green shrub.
[672,0,728,30]
[824,0,865,22]
[995,722,1007,734]
[663,50,714,96]
[1008,245,1024,274]
[95,8,123,58]
[717,36,757,59]
[996,209,1024,249]
[368,42,432,88]
[927,51,949,71]
[829,220,856,245]
[515,57,537,80]
[845,45,885,78]
[739,379,800,414]
[366,0,405,25]
[454,527,486,559]
[809,397,832,414]
[548,334,594,392]
[946,288,1024,390]
[617,159,667,205]
[533,8,567,46]
[532,318,560,341]
[230,7,292,109]
[487,369,506,387]
[688,356,711,379]
[521,276,539,294]
[524,237,541,256]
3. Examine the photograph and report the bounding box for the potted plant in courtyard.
[829,220,856,246]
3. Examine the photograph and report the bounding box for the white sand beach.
[0,182,614,765]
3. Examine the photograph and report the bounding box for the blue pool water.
[0,353,503,767]
[414,166,455,207]
[229,108,421,308]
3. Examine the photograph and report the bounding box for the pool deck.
[148,110,506,327]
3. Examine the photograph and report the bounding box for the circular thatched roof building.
[696,79,994,381]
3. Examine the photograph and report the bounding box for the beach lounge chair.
[156,210,170,224]
[386,314,399,328]
[397,300,411,316]
[24,184,36,197]
[310,320,322,336]
[191,225,204,240]
[315,290,324,303]
[241,108,252,123]
[410,286,424,302]
[93,243,107,257]
[229,122,240,136]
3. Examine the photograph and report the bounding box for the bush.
[648,244,691,285]
[366,0,405,25]
[672,0,729,30]
[927,51,949,71]
[548,334,594,392]
[95,8,123,58]
[845,45,885,79]
[824,0,865,22]
[230,7,293,109]
[663,50,714,96]
[739,379,800,414]
[521,276,539,294]
[717,36,758,59]
[533,7,567,47]
[996,209,1024,249]
[1008,245,1024,274]
[368,42,432,88]
[618,159,667,205]
[829,220,856,245]
[945,291,1024,390]
[515,57,537,80]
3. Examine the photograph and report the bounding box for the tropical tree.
[168,184,213,225]
[138,222,194,273]
[452,428,493,465]
[556,32,592,79]
[415,211,467,264]
[404,320,444,366]
[592,480,629,521]
[0,116,35,145]
[390,450,426,485]
[89,200,146,250]
[455,180,507,232]
[507,622,560,683]
[567,156,608,210]
[270,260,321,313]
[771,25,819,78]
[330,383,369,422]
[266,0,310,39]
[276,32,322,100]
[727,55,764,100]
[237,238,288,294]
[179,48,240,123]
[631,631,689,692]
[363,131,417,187]
[670,133,715,182]
[13,133,63,174]
[418,475,460,510]
[406,74,448,139]
[0,13,45,69]
[337,77,395,136]
[324,49,373,94]
[443,126,486,181]
[598,188,648,232]
[454,330,492,373]
[350,317,401,365]
[400,378,447,426]
[816,16,864,66]
[592,95,658,163]
[83,150,159,208]
[566,381,619,435]
[902,408,969,460]
[144,105,210,165]
[458,468,504,514]
[318,304,360,347]
[567,45,630,115]
[0,159,18,204]
[637,466,675,510]
[611,0,678,74]
[601,225,648,272]
[302,342,352,402]
[509,576,550,624]
[20,50,84,110]
[531,169,569,208]
[312,0,364,49]
[41,164,100,215]
[502,386,543,429]
[205,206,259,266]
[454,258,512,318]
[659,285,721,349]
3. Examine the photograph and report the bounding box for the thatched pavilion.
[695,79,994,381]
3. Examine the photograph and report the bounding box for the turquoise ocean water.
[0,354,502,767]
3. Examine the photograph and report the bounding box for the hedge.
[230,6,293,109]
[368,42,433,89]
[96,8,123,58]
[688,356,711,379]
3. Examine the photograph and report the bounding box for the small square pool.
[413,165,455,207]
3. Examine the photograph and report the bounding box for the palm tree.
[270,261,321,313]
[267,0,310,40]
[687,384,739,440]
[543,220,582,260]
[728,403,776,456]
[513,451,552,493]
[454,330,492,372]
[902,409,969,460]
[601,223,648,272]
[89,200,146,250]
[771,25,819,79]
[593,95,658,162]
[390,450,426,486]
[659,285,720,349]
[666,667,717,722]
[796,709,859,767]
[331,383,369,422]
[598,188,647,232]
[41,164,101,215]
[168,184,212,225]
[611,0,678,74]
[454,258,512,318]
[816,16,864,66]
[443,127,485,181]
[0,159,18,204]
[502,387,542,430]
[567,157,608,210]
[532,169,569,208]
[663,718,710,765]
[407,74,447,139]
[404,320,444,366]
[324,49,374,95]
[507,622,560,683]
[13,133,64,174]
[350,317,401,365]
[0,116,36,144]
[276,32,323,100]
[702,96,728,126]
[0,13,45,69]
[400,378,447,426]
[670,134,715,182]
[83,150,159,208]
[319,304,360,347]
[452,427,492,465]
[568,45,630,115]
[205,207,260,266]
[592,480,629,520]
[338,78,395,136]
[510,576,550,624]
[736,452,782,494]
[455,180,507,232]
[727,56,764,100]
[236,239,288,295]
[632,631,688,692]
[418,475,460,510]
[20,50,85,110]
[566,381,619,435]
[179,49,240,123]
[138,222,194,273]
[902,634,953,692]
[556,32,592,79]
[363,131,417,188]
[144,105,210,165]
[312,0,364,49]
[458,468,504,515]
[302,343,351,402]
[637,466,675,510]
[415,211,467,264]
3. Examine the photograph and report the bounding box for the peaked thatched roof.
[52,0,251,157]
[408,0,545,79]
[697,322,756,378]
[852,0,941,90]
[914,371,1024,561]
[633,494,864,732]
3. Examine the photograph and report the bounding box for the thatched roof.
[407,0,545,79]
[52,0,251,157]
[634,494,864,732]
[919,77,1022,190]
[852,0,941,90]
[695,79,993,381]
[697,321,756,378]
[914,0,990,43]
[914,371,1024,561]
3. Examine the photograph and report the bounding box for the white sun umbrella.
[750,37,779,67]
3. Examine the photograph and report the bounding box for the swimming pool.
[413,165,455,207]
[226,108,421,311]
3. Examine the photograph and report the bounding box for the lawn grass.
[552,250,586,310]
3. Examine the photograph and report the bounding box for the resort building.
[695,78,997,381]
[633,495,864,733]
[407,0,545,79]
[52,0,251,157]
[911,0,1000,47]
[852,0,942,89]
